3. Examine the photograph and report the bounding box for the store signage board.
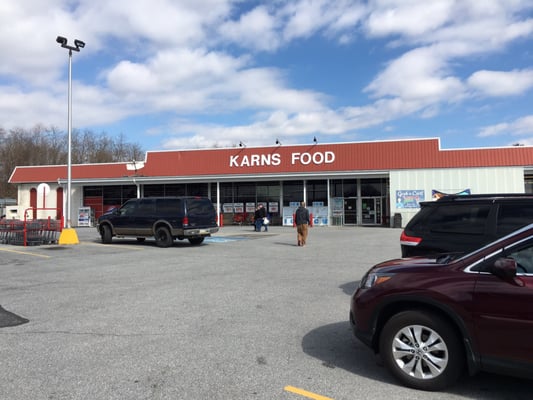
[229,151,335,168]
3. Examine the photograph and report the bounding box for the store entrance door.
[362,197,379,225]
[344,198,357,224]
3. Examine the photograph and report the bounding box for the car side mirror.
[491,257,517,280]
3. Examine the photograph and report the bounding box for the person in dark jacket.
[295,201,310,246]
[254,204,266,232]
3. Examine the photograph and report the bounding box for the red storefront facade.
[8,138,533,227]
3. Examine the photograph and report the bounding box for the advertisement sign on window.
[222,203,234,213]
[78,207,92,227]
[396,190,425,209]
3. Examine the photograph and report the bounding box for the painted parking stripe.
[0,248,50,258]
[284,386,334,400]
[204,237,248,243]
[81,242,145,249]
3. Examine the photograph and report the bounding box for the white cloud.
[478,115,533,137]
[0,2,82,85]
[467,69,533,97]
[226,68,326,112]
[106,48,247,96]
[477,122,509,137]
[159,96,434,150]
[364,47,465,102]
[218,6,281,52]
[366,0,454,38]
[102,47,324,117]
[282,0,331,41]
[217,1,366,50]
[76,0,232,48]
[366,0,533,48]
[281,0,366,43]
[359,0,533,133]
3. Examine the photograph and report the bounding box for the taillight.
[183,216,189,226]
[400,230,422,246]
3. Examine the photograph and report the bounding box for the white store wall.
[390,167,525,227]
[15,183,83,223]
[12,166,527,227]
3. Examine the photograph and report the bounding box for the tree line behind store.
[0,125,144,199]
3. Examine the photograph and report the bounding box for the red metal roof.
[9,138,533,184]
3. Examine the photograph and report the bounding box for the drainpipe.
[133,178,141,198]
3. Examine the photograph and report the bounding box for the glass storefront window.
[162,184,186,197]
[526,176,533,194]
[219,182,233,205]
[236,182,256,204]
[343,181,357,197]
[98,185,136,205]
[187,183,208,197]
[143,183,207,197]
[257,181,281,203]
[331,180,343,197]
[283,181,303,206]
[307,180,327,205]
[361,178,385,196]
[143,185,165,197]
[83,186,102,197]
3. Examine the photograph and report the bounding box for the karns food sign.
[229,151,335,167]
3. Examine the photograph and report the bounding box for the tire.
[154,226,173,248]
[379,310,464,391]
[100,224,112,244]
[188,237,204,246]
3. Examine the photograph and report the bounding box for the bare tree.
[0,125,144,199]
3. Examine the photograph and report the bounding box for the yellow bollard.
[58,228,79,245]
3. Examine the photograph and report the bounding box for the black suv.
[400,194,533,257]
[97,196,219,247]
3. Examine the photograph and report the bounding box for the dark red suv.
[350,223,533,391]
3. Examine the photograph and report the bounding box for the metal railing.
[0,208,63,246]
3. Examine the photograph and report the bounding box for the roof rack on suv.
[436,193,533,202]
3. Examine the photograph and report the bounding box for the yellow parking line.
[284,386,334,400]
[0,247,50,258]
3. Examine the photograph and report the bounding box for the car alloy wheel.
[379,310,463,391]
[392,324,448,378]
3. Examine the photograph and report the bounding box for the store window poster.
[396,190,425,209]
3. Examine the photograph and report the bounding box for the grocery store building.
[8,138,533,228]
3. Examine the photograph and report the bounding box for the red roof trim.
[9,138,533,184]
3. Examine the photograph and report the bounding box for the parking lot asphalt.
[1,225,532,400]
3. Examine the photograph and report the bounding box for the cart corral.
[0,208,62,246]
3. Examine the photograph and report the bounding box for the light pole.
[56,36,84,229]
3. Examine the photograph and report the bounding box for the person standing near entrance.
[254,204,266,232]
[295,201,310,246]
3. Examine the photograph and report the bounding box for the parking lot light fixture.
[56,36,84,244]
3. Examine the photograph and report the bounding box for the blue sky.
[1,0,532,152]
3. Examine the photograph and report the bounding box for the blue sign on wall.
[396,190,425,209]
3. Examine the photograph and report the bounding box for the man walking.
[295,201,310,246]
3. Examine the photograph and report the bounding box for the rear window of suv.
[496,203,533,235]
[186,199,215,216]
[410,204,491,235]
